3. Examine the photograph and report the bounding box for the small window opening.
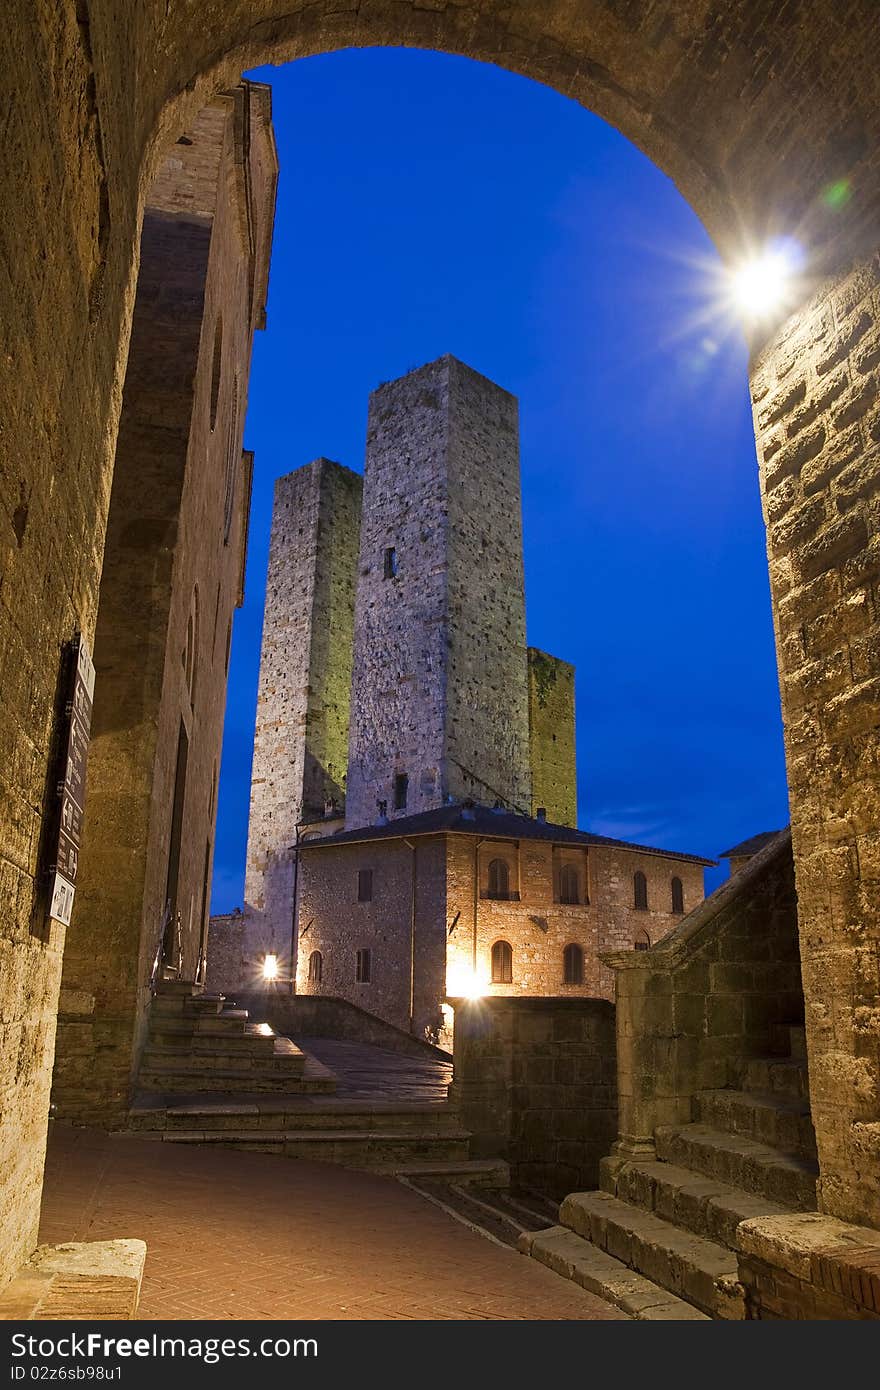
[563,942,584,985]
[356,948,372,983]
[383,547,398,579]
[487,858,510,900]
[357,868,373,903]
[634,870,648,911]
[393,772,408,811]
[559,863,580,905]
[308,950,323,984]
[491,939,513,984]
[671,876,684,914]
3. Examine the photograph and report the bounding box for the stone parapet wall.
[232,991,451,1061]
[450,996,617,1199]
[604,830,801,1153]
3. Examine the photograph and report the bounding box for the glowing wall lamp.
[261,953,279,982]
[728,237,805,321]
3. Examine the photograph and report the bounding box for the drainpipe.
[289,820,304,996]
[473,836,485,972]
[403,838,417,1032]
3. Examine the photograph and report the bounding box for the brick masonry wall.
[2,0,879,1294]
[345,357,531,829]
[244,459,361,970]
[451,996,618,1199]
[736,1212,880,1320]
[527,649,577,826]
[50,88,275,1125]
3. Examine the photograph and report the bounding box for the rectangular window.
[357,868,373,902]
[356,948,372,983]
[393,772,408,811]
[383,546,398,579]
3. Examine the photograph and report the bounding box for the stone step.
[129,1100,460,1135]
[521,1226,709,1320]
[136,1073,321,1094]
[770,1022,807,1061]
[144,1030,277,1059]
[559,1190,745,1319]
[148,1127,473,1169]
[150,1015,256,1041]
[141,1044,299,1074]
[383,1158,510,1187]
[153,980,204,997]
[600,1155,792,1251]
[743,1056,809,1101]
[693,1089,817,1161]
[150,995,231,1019]
[654,1123,818,1211]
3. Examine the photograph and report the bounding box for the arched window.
[491,939,513,984]
[634,930,651,952]
[222,372,240,543]
[634,870,648,911]
[308,950,322,985]
[563,942,584,985]
[487,858,510,900]
[209,316,223,430]
[559,863,580,905]
[183,586,199,708]
[671,876,684,914]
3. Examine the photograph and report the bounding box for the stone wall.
[753,255,880,1226]
[231,991,451,1060]
[527,648,577,827]
[445,834,704,1004]
[2,0,880,1294]
[451,996,618,1198]
[244,458,361,973]
[50,86,275,1125]
[295,835,448,1039]
[736,1212,880,1320]
[296,829,703,1038]
[604,830,802,1154]
[345,356,531,829]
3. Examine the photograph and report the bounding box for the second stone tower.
[345,355,532,830]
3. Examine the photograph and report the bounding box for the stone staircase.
[138,980,334,1094]
[522,1025,818,1319]
[129,981,506,1186]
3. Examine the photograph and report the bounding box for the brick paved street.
[40,1125,625,1320]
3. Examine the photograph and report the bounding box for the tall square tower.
[245,458,362,953]
[345,356,531,829]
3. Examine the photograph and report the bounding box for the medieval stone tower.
[344,356,532,830]
[244,458,362,957]
[527,648,577,827]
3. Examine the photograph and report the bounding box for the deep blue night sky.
[210,47,790,912]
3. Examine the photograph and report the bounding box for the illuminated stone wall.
[528,649,577,827]
[345,357,532,829]
[243,460,361,977]
[296,829,704,1036]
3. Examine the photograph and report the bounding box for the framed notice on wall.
[47,634,96,927]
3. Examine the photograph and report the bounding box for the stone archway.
[1,1,879,1291]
